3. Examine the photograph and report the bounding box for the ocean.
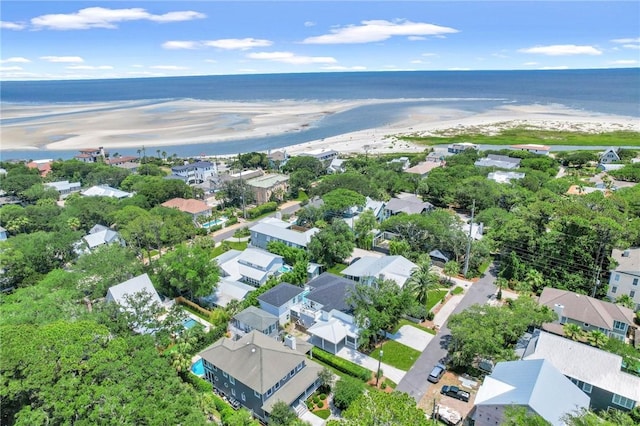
[1,69,639,160]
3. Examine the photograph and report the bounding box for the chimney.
[284,334,296,351]
[553,304,564,323]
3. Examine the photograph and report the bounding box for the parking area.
[418,371,478,420]
[386,324,434,352]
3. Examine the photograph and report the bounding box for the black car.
[440,385,470,402]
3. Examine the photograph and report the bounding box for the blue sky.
[1,1,639,80]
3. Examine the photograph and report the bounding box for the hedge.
[184,373,213,393]
[247,202,277,219]
[312,348,371,381]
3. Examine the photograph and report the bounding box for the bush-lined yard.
[370,340,421,371]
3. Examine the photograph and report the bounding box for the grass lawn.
[327,263,348,275]
[211,241,248,257]
[314,410,331,420]
[397,128,640,147]
[384,378,397,389]
[425,290,449,311]
[370,340,421,371]
[393,319,436,335]
[451,286,464,295]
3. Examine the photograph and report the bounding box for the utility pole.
[463,199,475,277]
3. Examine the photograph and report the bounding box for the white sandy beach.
[1,99,638,155]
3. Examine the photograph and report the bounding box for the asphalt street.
[396,265,498,401]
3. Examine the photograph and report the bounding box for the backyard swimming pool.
[201,217,228,229]
[183,318,198,329]
[278,265,293,274]
[191,358,204,376]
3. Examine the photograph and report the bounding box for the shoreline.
[1,99,639,157]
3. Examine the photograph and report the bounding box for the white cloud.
[321,65,367,71]
[492,53,508,58]
[0,57,31,63]
[0,20,26,30]
[518,44,602,56]
[66,65,114,70]
[162,41,199,50]
[30,7,205,30]
[448,67,471,71]
[421,53,437,57]
[304,21,316,27]
[0,66,24,71]
[610,59,638,65]
[611,37,640,44]
[523,61,538,66]
[408,36,426,41]
[131,64,144,68]
[622,44,640,50]
[539,66,570,70]
[411,60,426,64]
[203,38,273,50]
[150,65,189,70]
[302,19,458,44]
[40,56,84,63]
[247,51,337,65]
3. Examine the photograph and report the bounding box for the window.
[611,286,617,294]
[222,371,228,378]
[582,383,592,394]
[633,278,638,286]
[614,274,620,282]
[254,390,261,398]
[613,320,626,331]
[275,381,280,390]
[266,388,272,397]
[290,369,295,378]
[612,394,634,409]
[224,382,228,388]
[584,323,590,328]
[631,291,636,298]
[231,389,236,397]
[229,376,235,385]
[241,392,246,402]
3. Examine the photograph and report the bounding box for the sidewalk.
[432,294,464,328]
[335,347,406,384]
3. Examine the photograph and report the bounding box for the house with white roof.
[472,359,589,426]
[75,224,125,255]
[523,330,640,411]
[81,185,133,199]
[214,248,284,287]
[341,255,418,288]
[327,158,346,174]
[106,273,162,308]
[475,154,521,169]
[487,171,525,184]
[170,161,217,184]
[44,180,81,198]
[249,217,319,251]
[511,144,551,155]
[607,248,640,311]
[298,149,338,162]
[198,278,255,309]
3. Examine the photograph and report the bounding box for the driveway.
[335,347,406,384]
[386,325,434,352]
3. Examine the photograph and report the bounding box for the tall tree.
[155,243,220,300]
[337,391,430,426]
[307,220,355,267]
[405,263,441,305]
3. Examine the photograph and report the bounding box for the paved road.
[211,201,302,243]
[396,265,498,401]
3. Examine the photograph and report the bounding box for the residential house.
[341,255,418,288]
[81,185,132,199]
[510,144,551,155]
[229,306,279,339]
[44,180,81,199]
[299,149,339,162]
[429,249,450,267]
[448,142,478,154]
[596,163,625,173]
[113,161,140,174]
[26,159,53,177]
[472,359,589,426]
[75,224,125,254]
[0,226,7,241]
[462,222,484,240]
[405,160,444,178]
[249,217,319,251]
[106,273,162,308]
[607,248,640,311]
[382,192,434,219]
[388,156,411,170]
[600,147,621,164]
[246,173,289,204]
[198,277,255,309]
[474,154,521,169]
[267,150,289,170]
[161,197,212,224]
[214,248,284,287]
[565,185,613,197]
[538,287,635,341]
[523,330,640,411]
[105,155,138,166]
[75,147,106,163]
[170,161,217,184]
[327,158,346,174]
[343,197,386,229]
[258,282,305,325]
[487,171,525,184]
[199,330,322,423]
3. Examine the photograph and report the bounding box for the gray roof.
[214,249,243,265]
[306,272,356,313]
[538,287,635,330]
[258,283,304,307]
[341,255,418,287]
[475,154,521,169]
[200,278,255,308]
[250,220,319,248]
[83,228,121,248]
[385,195,433,215]
[44,180,81,192]
[524,331,640,402]
[233,306,278,330]
[475,359,589,426]
[171,161,212,172]
[238,248,282,269]
[106,273,161,307]
[199,330,320,394]
[611,248,640,275]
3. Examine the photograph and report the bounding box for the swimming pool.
[278,265,293,273]
[191,358,204,376]
[201,217,228,229]
[183,318,198,329]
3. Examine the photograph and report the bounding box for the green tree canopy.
[308,220,355,267]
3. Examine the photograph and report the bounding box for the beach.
[1,99,639,156]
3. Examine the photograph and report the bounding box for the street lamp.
[375,350,383,386]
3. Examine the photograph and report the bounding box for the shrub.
[307,401,314,409]
[317,401,324,409]
[425,311,435,321]
[406,303,428,320]
[226,216,238,226]
[312,348,371,381]
[247,202,278,219]
[313,396,320,404]
[381,382,387,390]
[333,376,365,410]
[319,393,326,400]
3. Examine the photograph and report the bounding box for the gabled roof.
[161,198,211,215]
[258,283,304,307]
[538,287,635,329]
[475,154,521,169]
[81,185,132,199]
[405,161,443,176]
[83,227,121,249]
[475,359,589,426]
[199,330,319,393]
[611,248,640,275]
[306,272,357,313]
[200,278,255,308]
[307,316,359,344]
[385,194,433,215]
[238,248,282,269]
[250,220,319,248]
[246,173,289,189]
[341,255,418,287]
[44,180,80,192]
[106,273,161,307]
[233,306,278,330]
[524,331,640,402]
[171,161,213,172]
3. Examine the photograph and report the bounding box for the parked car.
[428,364,446,383]
[440,385,470,402]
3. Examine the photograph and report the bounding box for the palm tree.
[443,261,460,284]
[587,330,608,348]
[616,294,635,309]
[563,323,584,341]
[405,263,441,305]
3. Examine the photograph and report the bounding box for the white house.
[510,144,551,155]
[341,255,418,288]
[600,148,621,164]
[170,161,217,184]
[106,273,162,308]
[607,248,640,311]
